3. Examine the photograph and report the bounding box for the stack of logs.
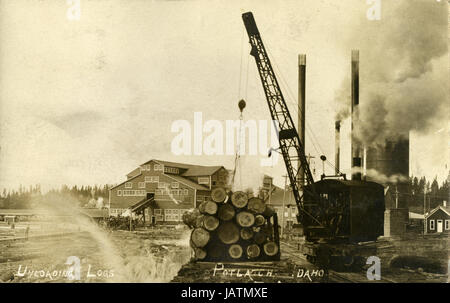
[182,187,280,262]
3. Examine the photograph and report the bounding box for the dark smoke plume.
[335,0,448,147]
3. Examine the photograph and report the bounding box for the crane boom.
[242,12,322,227]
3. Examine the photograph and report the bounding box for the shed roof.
[409,212,425,220]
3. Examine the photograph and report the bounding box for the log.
[194,247,207,260]
[263,241,279,256]
[236,211,255,227]
[228,244,243,259]
[254,231,267,245]
[203,215,220,231]
[191,228,210,248]
[247,197,265,214]
[246,244,260,259]
[195,215,205,228]
[262,204,276,217]
[231,191,248,208]
[198,202,205,213]
[254,215,265,226]
[211,187,227,203]
[199,201,218,215]
[240,227,254,240]
[217,222,240,244]
[182,208,201,228]
[217,203,235,221]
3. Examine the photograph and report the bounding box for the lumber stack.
[182,187,280,262]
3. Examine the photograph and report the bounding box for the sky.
[0,0,448,191]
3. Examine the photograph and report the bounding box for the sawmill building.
[109,159,229,224]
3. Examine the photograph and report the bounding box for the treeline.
[406,176,449,213]
[0,184,112,209]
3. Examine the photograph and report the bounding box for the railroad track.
[280,241,396,283]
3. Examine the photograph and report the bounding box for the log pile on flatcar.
[182,187,281,262]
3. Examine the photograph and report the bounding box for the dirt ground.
[1,221,448,283]
[0,224,192,283]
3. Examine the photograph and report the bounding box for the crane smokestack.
[298,54,306,185]
[351,50,362,181]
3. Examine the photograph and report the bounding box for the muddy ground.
[1,221,448,283]
[0,225,192,283]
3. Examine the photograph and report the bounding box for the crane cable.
[231,111,244,189]
[231,28,249,189]
[265,46,343,175]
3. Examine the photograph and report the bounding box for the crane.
[242,12,385,269]
[241,12,326,235]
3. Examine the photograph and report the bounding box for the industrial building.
[259,176,298,230]
[108,159,229,224]
[336,50,410,238]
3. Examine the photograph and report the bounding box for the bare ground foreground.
[0,222,191,283]
[0,221,448,283]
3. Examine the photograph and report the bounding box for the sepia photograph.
[0,0,448,286]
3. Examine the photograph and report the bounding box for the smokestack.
[351,50,362,180]
[298,54,306,185]
[335,120,341,175]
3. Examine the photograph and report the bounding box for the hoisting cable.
[231,100,247,188]
[265,46,343,175]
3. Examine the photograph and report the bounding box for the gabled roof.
[182,166,223,176]
[141,159,192,169]
[165,174,209,191]
[126,167,142,178]
[425,205,450,219]
[109,173,142,190]
[142,159,224,177]
[267,185,296,206]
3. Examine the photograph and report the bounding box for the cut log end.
[231,191,249,208]
[211,187,227,203]
[254,215,266,226]
[217,203,236,221]
[263,241,279,256]
[191,228,210,248]
[236,211,255,227]
[200,201,218,215]
[228,244,243,259]
[217,222,240,244]
[240,227,254,240]
[246,244,261,259]
[203,215,220,231]
[248,197,265,214]
[254,231,267,245]
[194,248,207,260]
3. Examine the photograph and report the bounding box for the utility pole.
[424,184,427,215]
[395,186,399,209]
[281,175,288,239]
[268,182,272,205]
[306,154,316,178]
